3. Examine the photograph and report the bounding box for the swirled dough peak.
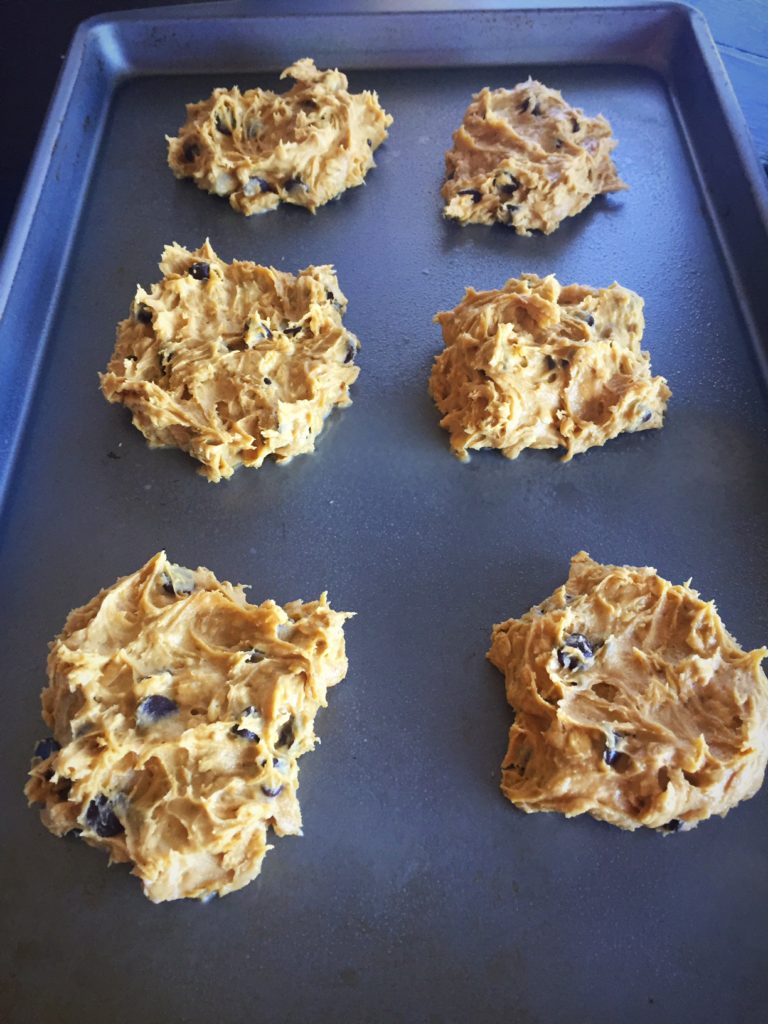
[167,58,393,215]
[25,552,353,902]
[442,78,626,235]
[100,241,360,482]
[429,272,670,462]
[488,552,768,833]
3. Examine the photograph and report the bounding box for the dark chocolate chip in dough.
[188,262,210,281]
[557,633,594,670]
[85,795,124,838]
[137,695,178,720]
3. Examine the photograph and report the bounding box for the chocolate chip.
[215,115,233,135]
[571,117,580,133]
[284,325,301,336]
[642,410,653,423]
[188,262,210,281]
[137,695,178,720]
[604,747,620,767]
[232,706,260,742]
[263,377,272,385]
[504,203,519,214]
[33,737,61,760]
[246,650,265,664]
[243,175,275,197]
[557,633,594,670]
[458,188,482,202]
[261,784,283,798]
[518,97,530,113]
[233,725,259,741]
[85,795,124,838]
[498,176,520,196]
[366,139,372,147]
[277,720,295,749]
[555,139,563,149]
[662,819,682,832]
[136,303,153,324]
[545,355,557,371]
[183,142,200,162]
[584,314,595,327]
[234,724,260,742]
[531,102,542,116]
[344,340,358,364]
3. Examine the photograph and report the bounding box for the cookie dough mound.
[167,58,393,215]
[100,241,360,482]
[429,273,670,462]
[442,78,626,235]
[25,552,353,902]
[488,552,768,833]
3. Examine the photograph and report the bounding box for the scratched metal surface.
[1,6,768,1024]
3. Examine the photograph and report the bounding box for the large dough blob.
[442,78,626,235]
[488,552,768,832]
[25,552,352,902]
[100,241,360,482]
[167,58,393,215]
[429,272,670,462]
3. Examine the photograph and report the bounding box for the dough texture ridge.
[488,552,768,832]
[100,240,360,482]
[429,272,670,462]
[25,552,353,902]
[167,58,393,215]
[442,78,626,235]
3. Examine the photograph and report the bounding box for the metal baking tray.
[2,2,768,1022]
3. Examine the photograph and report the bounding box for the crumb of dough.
[488,551,768,833]
[429,272,670,462]
[25,552,353,903]
[100,240,360,482]
[442,78,626,235]
[167,58,393,215]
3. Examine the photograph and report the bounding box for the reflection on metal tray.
[1,3,767,1023]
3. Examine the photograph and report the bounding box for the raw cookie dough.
[429,272,670,462]
[167,58,393,215]
[100,240,360,482]
[25,552,353,902]
[488,552,768,832]
[442,78,626,235]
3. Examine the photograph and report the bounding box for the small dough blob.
[167,58,393,215]
[100,241,360,482]
[429,272,670,462]
[442,78,626,235]
[488,552,768,833]
[25,552,353,902]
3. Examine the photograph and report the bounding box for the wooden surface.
[0,0,766,243]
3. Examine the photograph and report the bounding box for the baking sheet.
[2,4,768,1022]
